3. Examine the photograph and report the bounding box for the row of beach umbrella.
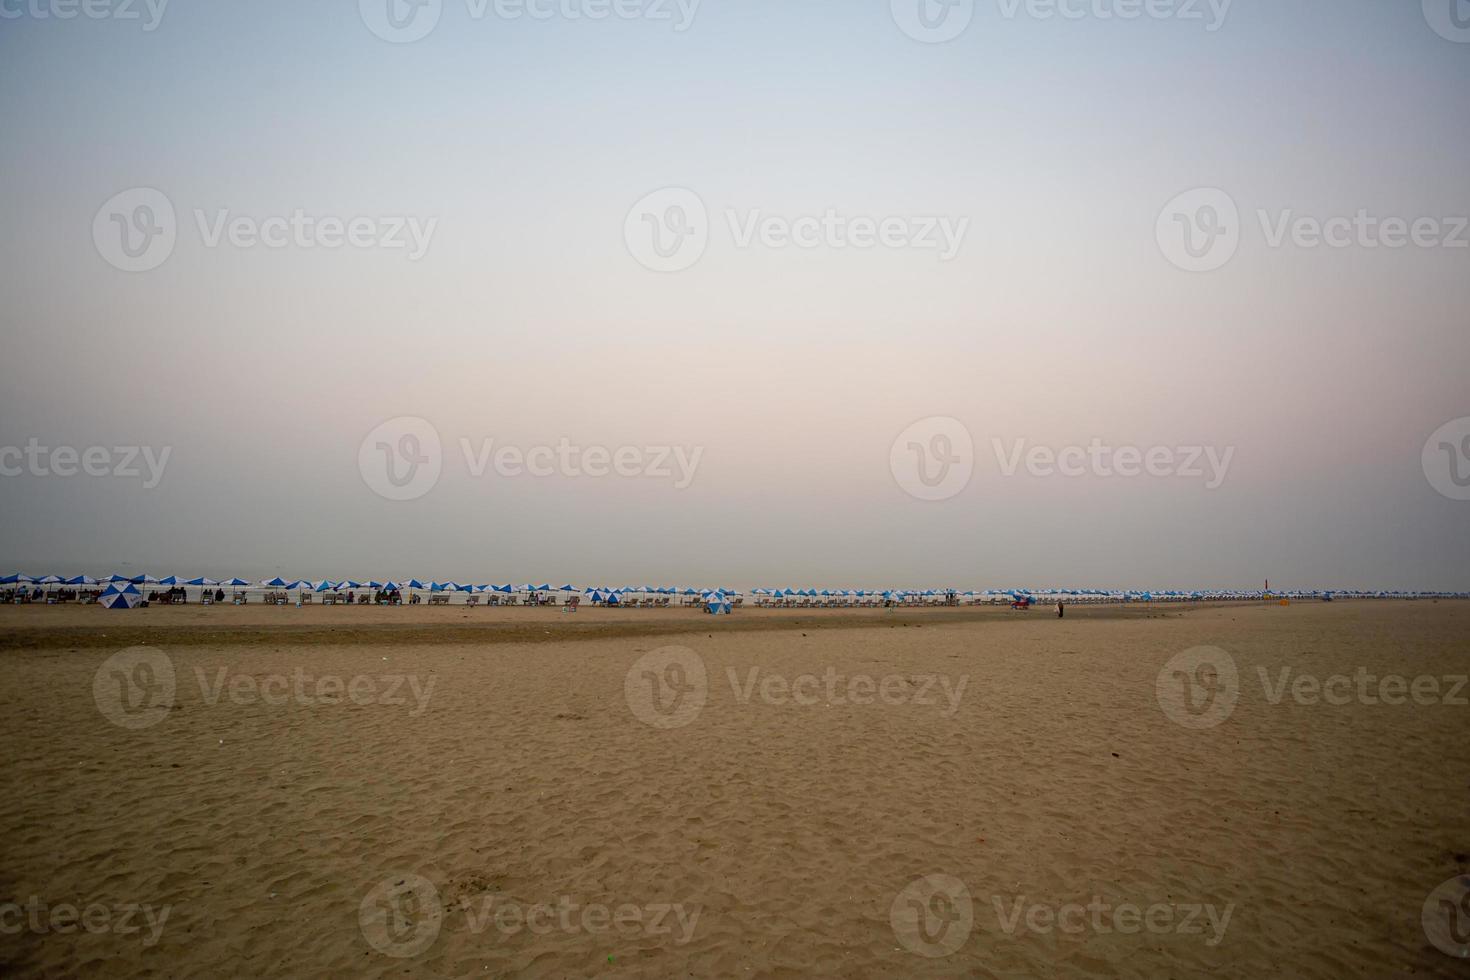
[4,574,1465,602]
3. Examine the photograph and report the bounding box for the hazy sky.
[1,0,1467,590]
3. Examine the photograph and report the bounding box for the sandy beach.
[0,599,1465,976]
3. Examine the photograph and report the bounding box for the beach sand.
[0,600,1466,977]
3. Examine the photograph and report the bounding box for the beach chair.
[299,592,313,604]
[466,594,479,606]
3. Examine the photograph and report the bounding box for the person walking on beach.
[1056,600,1064,618]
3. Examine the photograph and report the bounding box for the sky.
[0,0,1467,590]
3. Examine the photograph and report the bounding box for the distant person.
[215,587,225,602]
[1057,600,1065,618]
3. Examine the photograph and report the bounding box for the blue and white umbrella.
[99,582,142,609]
[705,591,731,615]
